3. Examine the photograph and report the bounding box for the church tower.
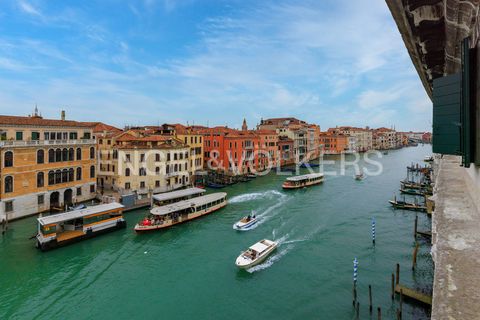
[242,118,248,131]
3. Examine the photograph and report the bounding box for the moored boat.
[235,239,278,269]
[282,173,324,189]
[135,192,227,232]
[233,214,258,231]
[206,182,226,189]
[299,163,320,168]
[399,187,432,196]
[424,155,434,162]
[388,196,427,212]
[36,202,126,251]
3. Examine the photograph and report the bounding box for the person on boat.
[246,214,251,221]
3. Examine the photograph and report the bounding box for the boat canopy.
[150,192,227,216]
[250,241,269,253]
[152,187,205,202]
[286,173,324,182]
[37,202,124,226]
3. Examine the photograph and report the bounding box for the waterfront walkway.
[432,156,480,319]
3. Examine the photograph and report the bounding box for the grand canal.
[0,145,432,320]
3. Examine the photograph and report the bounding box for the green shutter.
[432,73,461,155]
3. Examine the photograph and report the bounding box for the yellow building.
[163,124,203,176]
[0,111,97,221]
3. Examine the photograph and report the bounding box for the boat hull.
[236,243,278,269]
[135,202,227,232]
[233,218,258,231]
[282,179,323,189]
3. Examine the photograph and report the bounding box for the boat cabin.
[282,173,324,189]
[152,187,206,207]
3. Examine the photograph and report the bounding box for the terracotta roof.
[0,115,94,128]
[83,122,122,133]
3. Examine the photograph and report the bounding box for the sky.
[0,0,432,131]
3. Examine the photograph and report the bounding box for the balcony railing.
[0,139,96,148]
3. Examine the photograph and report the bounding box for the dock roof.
[150,192,227,216]
[152,187,206,202]
[37,202,124,225]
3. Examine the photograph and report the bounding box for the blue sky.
[0,0,431,131]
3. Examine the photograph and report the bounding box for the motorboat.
[354,172,365,180]
[235,239,278,269]
[282,173,324,189]
[233,214,258,231]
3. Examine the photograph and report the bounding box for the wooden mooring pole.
[352,282,356,306]
[391,273,395,300]
[368,285,372,312]
[377,307,382,320]
[414,214,418,239]
[355,302,360,319]
[399,289,403,319]
[396,263,400,285]
[412,242,420,271]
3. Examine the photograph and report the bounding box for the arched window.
[90,147,95,159]
[90,165,95,178]
[37,172,44,187]
[4,151,13,167]
[62,148,68,162]
[55,149,62,162]
[125,168,130,176]
[4,176,13,193]
[174,164,178,172]
[37,150,44,164]
[48,171,54,185]
[48,149,54,163]
[55,170,62,184]
[62,169,68,183]
[68,148,74,161]
[76,167,82,181]
[68,168,74,182]
[76,148,82,160]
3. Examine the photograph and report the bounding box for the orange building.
[256,129,279,170]
[197,126,261,175]
[318,132,349,154]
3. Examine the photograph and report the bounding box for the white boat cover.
[152,187,205,202]
[286,173,324,182]
[250,241,269,253]
[150,192,227,216]
[37,202,124,225]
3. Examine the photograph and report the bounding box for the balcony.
[0,139,96,148]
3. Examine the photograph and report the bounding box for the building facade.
[0,112,97,221]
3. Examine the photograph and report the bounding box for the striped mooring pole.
[372,217,376,244]
[353,257,358,283]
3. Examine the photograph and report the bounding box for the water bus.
[151,187,205,207]
[36,202,125,251]
[135,192,227,232]
[235,239,278,269]
[282,173,324,189]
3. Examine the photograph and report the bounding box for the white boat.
[354,172,365,180]
[235,239,278,269]
[233,214,258,231]
[135,192,227,232]
[424,155,434,162]
[282,173,324,189]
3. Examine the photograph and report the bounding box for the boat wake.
[255,195,290,226]
[229,190,284,203]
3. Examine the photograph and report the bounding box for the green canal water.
[0,145,433,320]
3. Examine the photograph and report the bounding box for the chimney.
[61,110,66,121]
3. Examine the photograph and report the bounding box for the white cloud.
[17,1,41,16]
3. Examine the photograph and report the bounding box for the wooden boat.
[389,196,426,212]
[233,214,258,231]
[134,193,227,232]
[206,182,226,189]
[399,187,432,196]
[400,180,430,190]
[282,173,324,189]
[36,202,126,251]
[235,239,278,269]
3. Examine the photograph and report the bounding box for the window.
[56,132,62,140]
[0,132,6,140]
[174,153,178,160]
[4,151,13,167]
[31,132,40,140]
[55,170,61,184]
[155,167,160,175]
[4,176,13,193]
[68,168,74,181]
[62,148,68,161]
[5,201,13,212]
[38,195,44,205]
[155,153,160,161]
[90,147,95,159]
[140,181,145,188]
[76,148,82,160]
[15,131,23,141]
[83,132,91,139]
[55,149,62,162]
[126,154,131,162]
[90,166,95,178]
[125,182,131,190]
[139,168,146,176]
[37,172,44,187]
[125,168,130,176]
[76,187,82,196]
[155,180,160,187]
[69,132,77,140]
[69,148,74,161]
[140,153,145,162]
[90,185,95,193]
[167,153,171,161]
[62,169,68,183]
[76,167,82,180]
[37,150,44,164]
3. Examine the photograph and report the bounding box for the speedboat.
[354,173,365,180]
[233,214,258,231]
[235,239,278,269]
